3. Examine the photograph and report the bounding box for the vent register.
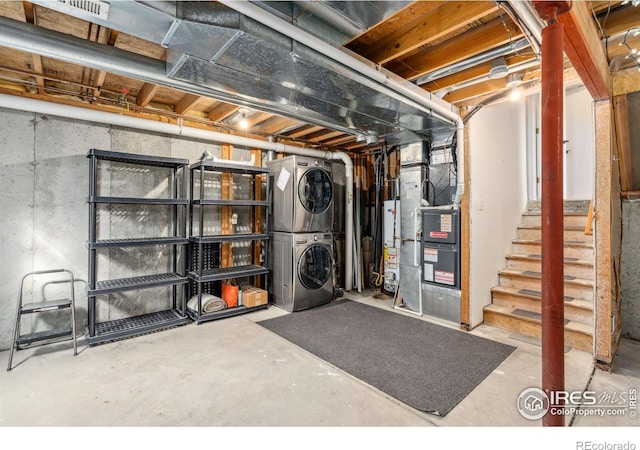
[35,1,456,145]
[56,0,110,20]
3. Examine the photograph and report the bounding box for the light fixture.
[509,86,522,101]
[506,73,523,101]
[489,57,509,79]
[237,108,249,129]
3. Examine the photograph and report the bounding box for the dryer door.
[298,243,332,290]
[298,169,332,215]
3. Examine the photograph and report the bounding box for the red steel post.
[536,1,569,427]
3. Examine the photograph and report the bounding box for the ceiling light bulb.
[509,86,522,101]
[239,118,249,129]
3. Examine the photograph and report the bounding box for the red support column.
[534,0,571,427]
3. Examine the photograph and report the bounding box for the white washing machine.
[270,231,334,312]
[268,155,333,233]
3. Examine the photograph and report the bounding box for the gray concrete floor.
[1,291,638,435]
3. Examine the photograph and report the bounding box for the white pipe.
[0,93,355,290]
[505,0,544,48]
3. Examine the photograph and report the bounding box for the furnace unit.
[421,209,461,289]
[419,209,461,323]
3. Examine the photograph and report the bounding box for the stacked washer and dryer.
[268,155,335,312]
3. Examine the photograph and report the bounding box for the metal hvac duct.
[26,0,455,145]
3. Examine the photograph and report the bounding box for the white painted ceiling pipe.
[0,93,355,291]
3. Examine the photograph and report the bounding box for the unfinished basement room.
[0,0,638,445]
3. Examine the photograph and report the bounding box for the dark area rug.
[258,299,516,416]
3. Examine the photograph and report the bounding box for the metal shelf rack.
[188,159,270,324]
[86,149,190,345]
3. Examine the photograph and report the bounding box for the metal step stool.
[7,269,78,371]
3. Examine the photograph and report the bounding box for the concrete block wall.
[0,107,229,350]
[621,200,640,340]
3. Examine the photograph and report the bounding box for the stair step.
[497,269,593,301]
[521,211,588,228]
[517,225,592,242]
[483,303,592,352]
[505,253,594,280]
[509,332,571,352]
[512,239,593,260]
[491,285,593,324]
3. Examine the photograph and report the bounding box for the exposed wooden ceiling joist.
[136,83,160,107]
[207,103,240,122]
[386,17,523,81]
[599,4,640,37]
[0,0,636,152]
[352,1,498,65]
[422,54,536,93]
[21,1,45,95]
[175,93,201,115]
[254,116,300,135]
[286,125,326,139]
[245,111,272,128]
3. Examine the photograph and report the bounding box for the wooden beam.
[92,70,107,97]
[601,5,640,37]
[558,1,612,100]
[254,116,300,134]
[311,130,346,143]
[613,95,633,191]
[107,29,119,46]
[208,103,240,122]
[344,140,375,151]
[30,54,45,95]
[345,1,445,49]
[21,1,46,95]
[422,54,536,92]
[359,2,498,65]
[621,190,640,199]
[135,83,160,107]
[245,111,272,128]
[387,17,522,81]
[613,66,640,96]
[21,0,34,22]
[175,93,201,115]
[460,118,471,329]
[443,78,513,104]
[322,134,355,147]
[593,99,620,367]
[92,29,119,97]
[287,125,324,139]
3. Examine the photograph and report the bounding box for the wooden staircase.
[483,206,594,352]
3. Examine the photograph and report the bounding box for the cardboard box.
[240,285,268,308]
